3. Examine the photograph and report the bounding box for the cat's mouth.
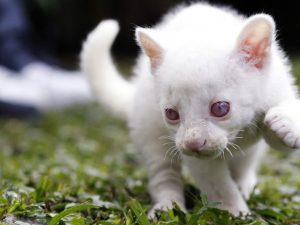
[175,136,229,158]
[180,148,218,158]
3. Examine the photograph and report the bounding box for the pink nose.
[184,139,206,152]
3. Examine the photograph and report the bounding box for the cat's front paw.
[221,203,250,217]
[148,200,186,219]
[264,106,300,149]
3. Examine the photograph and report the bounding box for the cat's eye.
[210,101,230,118]
[165,108,180,123]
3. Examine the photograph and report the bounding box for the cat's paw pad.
[264,107,300,149]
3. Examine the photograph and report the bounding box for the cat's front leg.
[138,140,185,218]
[147,160,185,218]
[229,140,267,200]
[263,99,300,151]
[184,157,249,216]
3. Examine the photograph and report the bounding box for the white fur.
[81,3,300,217]
[81,20,135,119]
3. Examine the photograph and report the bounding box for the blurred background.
[24,0,300,66]
[1,0,300,118]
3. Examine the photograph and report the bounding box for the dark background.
[24,0,300,65]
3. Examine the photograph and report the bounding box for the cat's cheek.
[208,119,235,142]
[163,119,180,133]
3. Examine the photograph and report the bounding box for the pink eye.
[165,108,180,123]
[210,101,230,118]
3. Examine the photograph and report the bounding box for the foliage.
[1,59,300,224]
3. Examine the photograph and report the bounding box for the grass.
[1,58,300,224]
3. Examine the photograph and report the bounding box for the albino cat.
[81,2,300,217]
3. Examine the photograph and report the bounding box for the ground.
[1,58,300,225]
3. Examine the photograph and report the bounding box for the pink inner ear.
[137,30,163,72]
[240,37,270,69]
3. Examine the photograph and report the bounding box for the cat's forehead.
[160,72,228,103]
[163,46,230,71]
[159,57,231,90]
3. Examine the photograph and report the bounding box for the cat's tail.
[81,20,135,120]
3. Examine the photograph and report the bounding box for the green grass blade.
[49,204,96,225]
[127,199,150,225]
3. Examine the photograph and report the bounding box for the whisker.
[170,148,178,167]
[229,129,244,135]
[224,146,233,157]
[220,148,225,160]
[234,136,244,139]
[229,141,245,156]
[230,142,241,151]
[164,146,178,161]
[221,149,225,160]
[162,141,175,146]
[159,135,175,141]
[175,150,182,161]
[215,147,225,160]
[228,142,238,151]
[214,148,223,160]
[249,121,259,129]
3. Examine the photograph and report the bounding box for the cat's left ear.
[235,14,275,69]
[135,28,163,73]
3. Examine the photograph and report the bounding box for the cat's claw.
[264,106,300,149]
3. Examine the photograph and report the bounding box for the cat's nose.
[184,139,206,152]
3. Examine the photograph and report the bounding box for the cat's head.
[136,14,275,158]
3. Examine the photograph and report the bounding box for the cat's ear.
[135,28,163,72]
[236,14,275,69]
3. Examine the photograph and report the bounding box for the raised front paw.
[264,106,300,149]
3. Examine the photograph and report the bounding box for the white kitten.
[81,2,300,217]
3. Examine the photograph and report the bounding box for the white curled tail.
[81,20,134,120]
